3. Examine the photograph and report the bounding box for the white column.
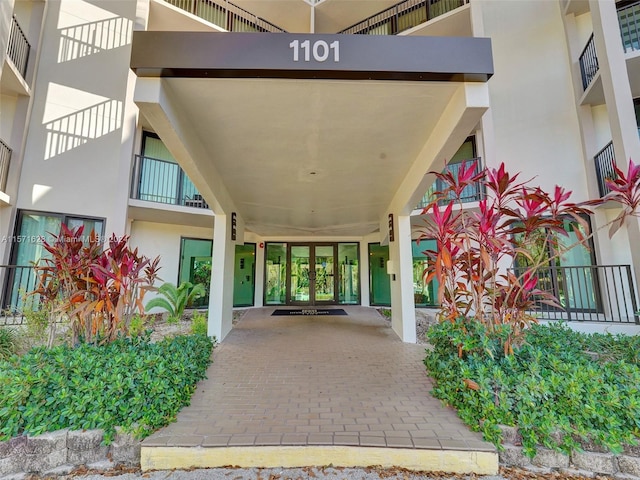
[359,240,371,306]
[254,240,265,307]
[590,0,640,293]
[387,214,416,343]
[208,214,235,342]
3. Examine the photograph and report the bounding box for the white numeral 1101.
[289,40,340,63]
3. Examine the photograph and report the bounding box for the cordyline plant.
[30,225,161,345]
[416,159,640,355]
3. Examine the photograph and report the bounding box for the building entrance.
[289,244,336,305]
[264,242,360,306]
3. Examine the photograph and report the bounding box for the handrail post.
[130,155,141,200]
[625,265,640,324]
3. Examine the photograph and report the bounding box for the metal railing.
[0,265,37,325]
[579,33,599,90]
[7,15,30,79]
[594,141,616,197]
[417,158,483,209]
[0,139,11,192]
[618,0,640,53]
[339,0,468,35]
[513,264,639,324]
[163,0,286,32]
[130,155,209,209]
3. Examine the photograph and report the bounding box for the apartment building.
[1,0,639,342]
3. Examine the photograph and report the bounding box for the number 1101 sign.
[289,39,340,63]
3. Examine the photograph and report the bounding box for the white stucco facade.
[2,0,640,340]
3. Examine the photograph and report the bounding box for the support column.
[387,214,416,343]
[359,240,371,307]
[590,0,640,296]
[254,240,265,307]
[208,214,235,342]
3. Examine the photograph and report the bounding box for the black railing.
[594,141,616,197]
[339,0,468,35]
[579,33,599,90]
[513,264,638,324]
[618,0,640,53]
[0,265,37,325]
[130,155,209,209]
[163,0,286,32]
[0,139,11,192]
[417,158,483,209]
[7,15,30,79]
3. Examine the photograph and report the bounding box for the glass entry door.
[289,244,337,305]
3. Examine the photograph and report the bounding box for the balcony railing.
[163,0,286,32]
[618,0,640,53]
[594,141,616,197]
[7,15,30,79]
[0,265,37,325]
[0,139,11,192]
[579,33,599,90]
[130,155,209,209]
[512,264,639,324]
[417,158,483,209]
[339,0,468,35]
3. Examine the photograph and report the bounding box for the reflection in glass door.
[290,246,311,303]
[314,245,335,303]
[289,244,337,305]
[264,242,359,306]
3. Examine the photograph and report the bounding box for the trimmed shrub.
[425,320,640,457]
[0,334,213,443]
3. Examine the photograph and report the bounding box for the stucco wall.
[15,0,138,237]
[129,220,213,306]
[478,0,589,200]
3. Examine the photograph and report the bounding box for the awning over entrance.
[129,31,492,342]
[130,32,492,237]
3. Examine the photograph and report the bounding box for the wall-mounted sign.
[231,212,237,241]
[131,32,493,83]
[388,213,394,242]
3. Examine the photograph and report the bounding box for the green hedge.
[0,334,213,443]
[425,320,640,457]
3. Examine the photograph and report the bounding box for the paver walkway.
[144,307,492,452]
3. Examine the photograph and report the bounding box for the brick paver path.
[143,307,494,452]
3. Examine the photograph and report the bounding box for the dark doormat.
[272,308,348,316]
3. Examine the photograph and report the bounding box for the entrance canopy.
[130,32,492,237]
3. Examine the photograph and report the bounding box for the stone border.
[0,428,140,477]
[4,424,639,478]
[498,425,640,478]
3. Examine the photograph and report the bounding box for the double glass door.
[289,244,336,305]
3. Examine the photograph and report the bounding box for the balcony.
[0,139,11,194]
[7,15,30,79]
[416,158,483,209]
[619,0,640,53]
[1,15,31,96]
[131,155,209,208]
[513,264,639,324]
[579,33,599,90]
[162,0,287,32]
[594,141,616,197]
[338,0,469,35]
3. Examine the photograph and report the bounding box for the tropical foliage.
[30,225,161,345]
[0,334,213,442]
[416,159,640,354]
[425,320,640,457]
[145,281,206,324]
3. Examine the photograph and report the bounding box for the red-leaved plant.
[416,159,640,355]
[31,225,160,345]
